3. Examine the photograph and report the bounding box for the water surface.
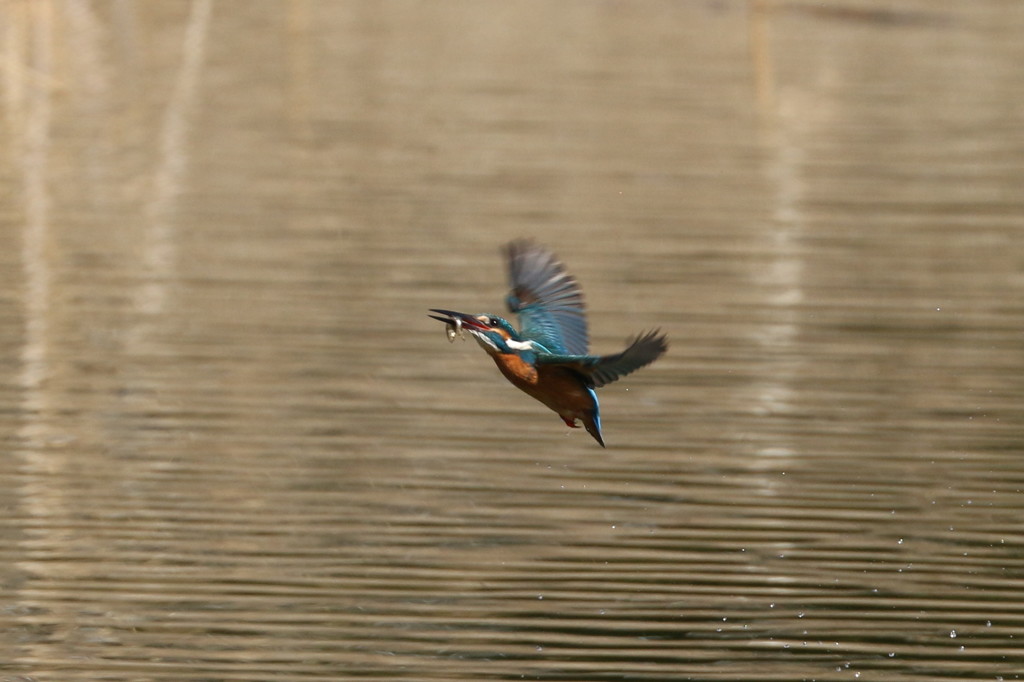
[2,1,1023,679]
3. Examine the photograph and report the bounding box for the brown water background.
[2,1,1024,680]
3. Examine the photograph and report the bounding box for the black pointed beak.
[428,309,488,331]
[428,308,461,324]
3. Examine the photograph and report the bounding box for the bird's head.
[428,309,535,355]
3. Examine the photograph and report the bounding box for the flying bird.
[429,240,667,446]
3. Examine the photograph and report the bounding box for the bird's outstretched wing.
[536,330,668,388]
[504,240,589,355]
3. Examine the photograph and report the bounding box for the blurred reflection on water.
[2,1,1023,679]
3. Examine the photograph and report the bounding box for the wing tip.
[632,328,669,356]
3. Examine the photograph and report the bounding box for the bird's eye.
[489,317,498,326]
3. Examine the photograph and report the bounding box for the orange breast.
[491,355,596,421]
[492,353,538,387]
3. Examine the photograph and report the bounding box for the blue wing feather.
[504,240,589,355]
[535,330,668,388]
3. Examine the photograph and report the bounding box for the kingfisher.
[429,240,667,447]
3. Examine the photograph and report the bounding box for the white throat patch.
[505,338,535,351]
[471,332,533,355]
[472,333,499,352]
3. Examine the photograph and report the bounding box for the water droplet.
[950,629,957,638]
